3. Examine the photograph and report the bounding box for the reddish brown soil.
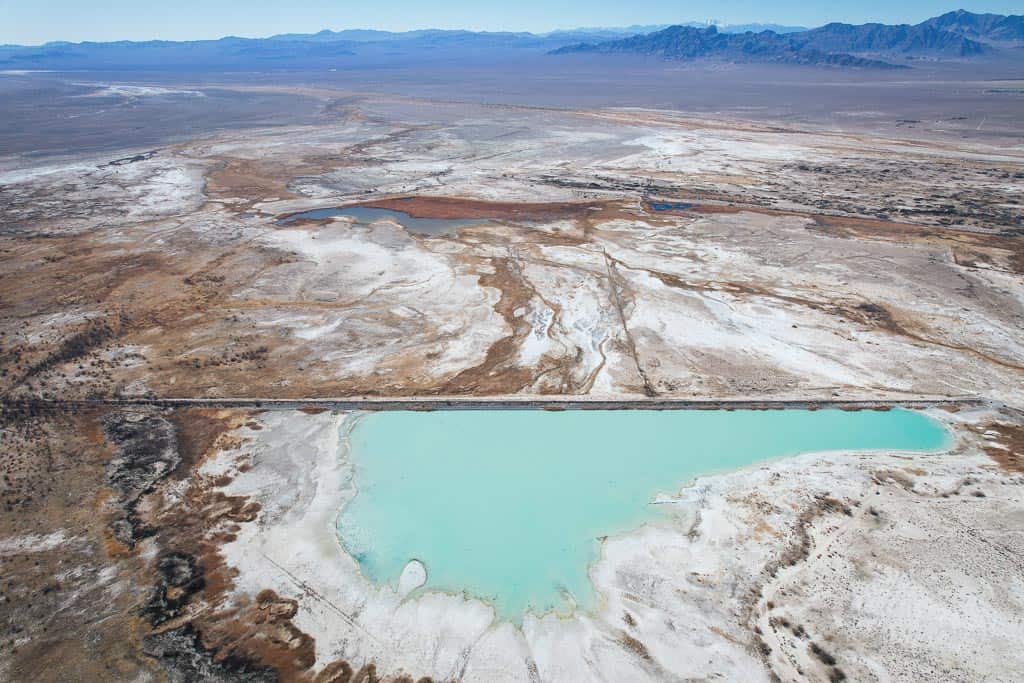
[359,196,607,221]
[973,422,1024,473]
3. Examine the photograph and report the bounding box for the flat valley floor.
[1,65,1023,681]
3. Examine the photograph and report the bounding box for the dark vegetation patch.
[102,411,180,547]
[183,272,226,286]
[809,641,837,666]
[176,345,269,370]
[142,624,277,683]
[143,552,207,626]
[16,318,119,386]
[809,641,847,681]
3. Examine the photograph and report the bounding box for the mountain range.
[552,10,1024,68]
[0,10,1019,71]
[923,9,1024,43]
[264,23,808,44]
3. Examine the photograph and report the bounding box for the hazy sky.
[1,1,1020,45]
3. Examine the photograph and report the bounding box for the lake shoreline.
[337,408,949,620]
[203,404,1023,681]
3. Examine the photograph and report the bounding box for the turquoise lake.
[337,409,949,620]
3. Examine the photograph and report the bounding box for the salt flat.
[0,73,1022,682]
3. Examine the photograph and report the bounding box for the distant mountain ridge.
[0,10,1019,72]
[0,26,656,71]
[264,23,808,44]
[0,30,578,71]
[552,9,1023,67]
[799,20,988,56]
[553,25,906,68]
[0,37,360,71]
[923,9,1024,43]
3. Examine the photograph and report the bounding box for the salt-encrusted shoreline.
[208,407,1024,682]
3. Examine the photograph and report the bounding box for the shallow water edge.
[335,408,951,620]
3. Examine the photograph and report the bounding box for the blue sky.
[1,1,1020,45]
